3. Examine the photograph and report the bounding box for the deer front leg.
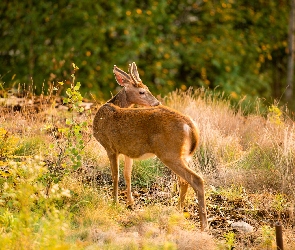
[124,155,134,206]
[108,153,119,204]
[178,176,188,209]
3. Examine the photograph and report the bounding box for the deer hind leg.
[108,152,119,204]
[124,155,134,206]
[160,156,208,231]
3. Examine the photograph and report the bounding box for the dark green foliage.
[0,0,292,106]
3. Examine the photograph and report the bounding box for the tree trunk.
[286,0,295,102]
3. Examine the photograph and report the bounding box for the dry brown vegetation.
[0,88,294,249]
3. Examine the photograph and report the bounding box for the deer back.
[93,104,199,159]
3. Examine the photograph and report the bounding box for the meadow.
[0,84,294,249]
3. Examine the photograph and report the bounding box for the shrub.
[0,156,72,249]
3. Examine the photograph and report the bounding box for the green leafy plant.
[223,231,235,250]
[59,63,89,170]
[268,104,283,126]
[259,225,275,249]
[272,193,287,218]
[0,128,19,160]
[46,63,90,172]
[62,63,84,113]
[41,63,92,195]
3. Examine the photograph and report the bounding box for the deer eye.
[139,90,145,95]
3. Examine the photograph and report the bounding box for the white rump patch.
[184,155,193,164]
[183,124,191,135]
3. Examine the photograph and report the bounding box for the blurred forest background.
[1,0,294,109]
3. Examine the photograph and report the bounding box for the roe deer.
[93,62,208,230]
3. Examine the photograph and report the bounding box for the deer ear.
[113,65,131,86]
[128,62,142,87]
[131,62,142,82]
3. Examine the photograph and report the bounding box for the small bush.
[0,128,20,159]
[0,156,72,249]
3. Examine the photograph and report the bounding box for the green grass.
[14,136,47,156]
[131,158,166,188]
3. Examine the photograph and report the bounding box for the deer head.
[112,62,160,107]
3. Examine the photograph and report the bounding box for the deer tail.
[189,121,199,156]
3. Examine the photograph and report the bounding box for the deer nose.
[152,101,161,106]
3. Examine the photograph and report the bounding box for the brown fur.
[92,63,208,230]
[93,104,198,159]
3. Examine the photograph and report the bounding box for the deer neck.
[107,88,131,108]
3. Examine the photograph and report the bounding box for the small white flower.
[51,184,59,193]
[61,189,71,198]
[3,182,9,190]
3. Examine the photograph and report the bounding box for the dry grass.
[1,88,295,249]
[165,89,295,198]
[164,88,295,249]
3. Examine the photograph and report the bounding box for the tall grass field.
[0,83,294,249]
